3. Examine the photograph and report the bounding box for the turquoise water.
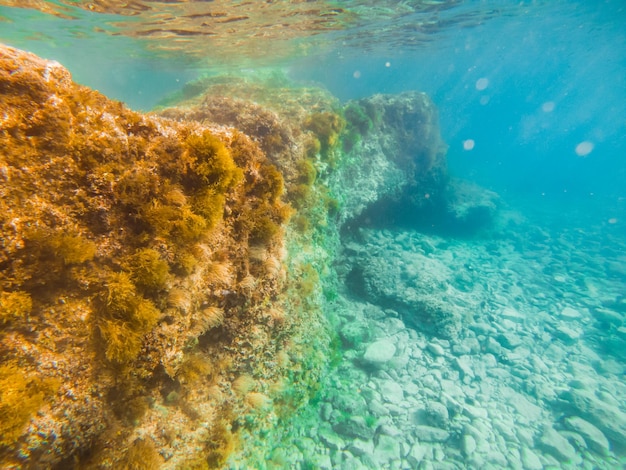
[2,1,626,468]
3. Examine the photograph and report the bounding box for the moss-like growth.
[172,209,209,243]
[287,184,312,210]
[303,135,322,159]
[100,272,160,363]
[115,165,160,207]
[0,364,58,447]
[26,229,96,266]
[0,291,32,324]
[51,234,97,265]
[174,251,199,276]
[105,272,138,317]
[296,158,317,186]
[250,216,280,245]
[292,215,311,234]
[254,164,284,203]
[177,353,214,384]
[344,102,373,136]
[186,131,242,191]
[127,248,169,291]
[303,111,346,157]
[192,189,225,229]
[206,420,237,468]
[120,439,162,470]
[98,318,143,364]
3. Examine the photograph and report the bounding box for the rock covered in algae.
[0,43,454,468]
[0,43,303,469]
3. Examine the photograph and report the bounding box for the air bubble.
[463,139,475,151]
[475,78,489,90]
[575,141,594,157]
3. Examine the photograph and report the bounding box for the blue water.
[290,1,626,203]
[1,0,626,468]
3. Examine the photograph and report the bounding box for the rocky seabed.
[281,208,626,469]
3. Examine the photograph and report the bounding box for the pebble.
[555,324,581,342]
[563,416,611,456]
[538,427,580,464]
[363,339,396,364]
[414,425,450,442]
[347,438,374,457]
[373,434,401,465]
[427,342,445,356]
[379,380,404,404]
[318,428,343,451]
[560,306,582,319]
[520,447,543,470]
[424,401,449,428]
[461,434,476,457]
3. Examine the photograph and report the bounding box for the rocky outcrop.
[330,91,448,225]
[0,44,304,469]
[343,230,480,339]
[0,45,453,468]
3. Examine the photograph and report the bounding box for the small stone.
[592,308,623,326]
[333,416,375,440]
[320,402,333,421]
[564,416,611,456]
[363,340,396,365]
[373,434,401,466]
[485,337,502,355]
[501,307,524,321]
[463,404,488,419]
[498,332,523,349]
[379,380,404,404]
[348,438,374,457]
[307,453,333,470]
[318,428,343,451]
[555,324,581,342]
[454,356,474,381]
[538,427,581,463]
[406,443,426,467]
[425,401,449,428]
[560,306,582,319]
[414,425,450,442]
[427,342,445,356]
[451,343,471,356]
[369,399,389,417]
[520,447,543,470]
[461,434,477,457]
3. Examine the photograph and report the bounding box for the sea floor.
[275,198,626,469]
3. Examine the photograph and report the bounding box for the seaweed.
[303,111,346,158]
[0,364,59,447]
[0,290,32,324]
[185,131,242,191]
[126,248,169,291]
[119,439,162,470]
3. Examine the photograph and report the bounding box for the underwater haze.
[1,0,626,469]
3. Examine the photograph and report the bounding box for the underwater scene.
[1,1,625,469]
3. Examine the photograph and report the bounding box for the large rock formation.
[0,44,451,468]
[0,44,310,469]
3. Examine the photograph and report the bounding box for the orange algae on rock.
[0,44,295,468]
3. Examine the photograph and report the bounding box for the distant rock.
[442,179,500,235]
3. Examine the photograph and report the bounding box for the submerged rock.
[0,44,327,469]
[362,339,397,365]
